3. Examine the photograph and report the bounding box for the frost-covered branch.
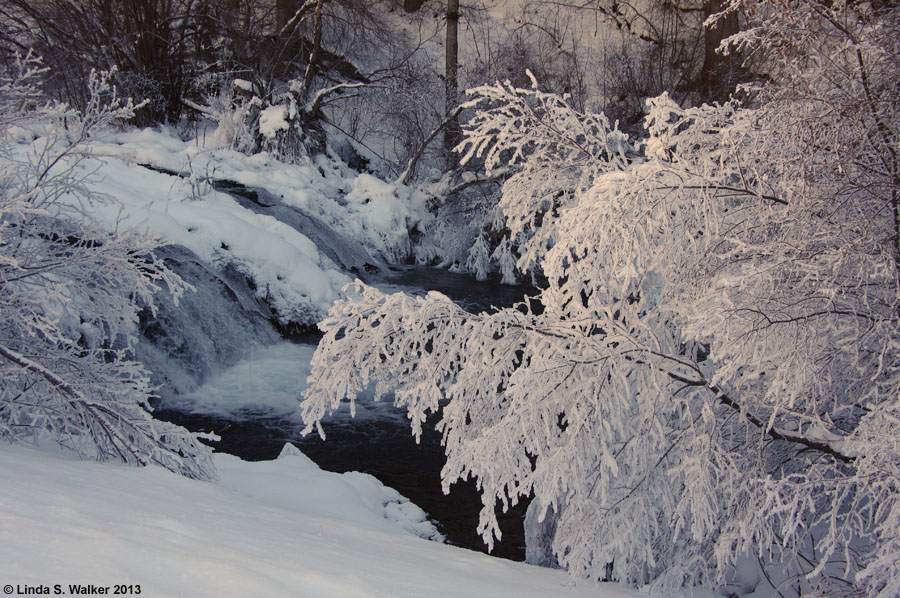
[277,0,318,39]
[0,56,215,481]
[304,82,368,120]
[396,104,463,186]
[302,3,900,596]
[180,97,217,119]
[663,370,855,465]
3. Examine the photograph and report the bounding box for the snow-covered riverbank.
[0,444,640,598]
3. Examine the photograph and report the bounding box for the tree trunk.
[699,0,740,101]
[443,0,460,170]
[300,0,323,102]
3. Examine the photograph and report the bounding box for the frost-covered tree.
[490,237,516,285]
[0,56,216,481]
[302,2,900,596]
[464,231,491,281]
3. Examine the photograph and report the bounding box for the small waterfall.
[133,172,386,398]
[137,244,281,397]
[135,169,539,562]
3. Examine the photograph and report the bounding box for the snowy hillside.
[80,126,431,325]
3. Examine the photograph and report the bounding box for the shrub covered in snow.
[0,56,215,480]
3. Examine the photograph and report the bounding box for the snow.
[84,157,344,323]
[91,127,430,267]
[0,444,641,598]
[6,125,433,326]
[259,105,289,140]
[233,78,254,93]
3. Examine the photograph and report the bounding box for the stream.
[134,166,542,560]
[153,266,539,561]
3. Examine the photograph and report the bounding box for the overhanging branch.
[396,104,464,186]
[666,370,854,464]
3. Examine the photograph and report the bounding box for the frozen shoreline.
[0,444,638,598]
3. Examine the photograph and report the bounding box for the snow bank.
[98,157,343,323]
[94,127,431,267]
[0,445,635,598]
[6,133,347,326]
[7,126,431,327]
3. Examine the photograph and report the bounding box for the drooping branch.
[0,342,149,466]
[661,183,789,206]
[180,97,216,119]
[662,370,854,464]
[443,166,518,196]
[0,341,215,478]
[1,343,90,405]
[516,314,858,465]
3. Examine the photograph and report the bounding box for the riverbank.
[0,444,638,598]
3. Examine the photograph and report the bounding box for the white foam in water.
[163,342,405,423]
[163,342,315,420]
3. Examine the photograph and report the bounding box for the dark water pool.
[156,406,531,560]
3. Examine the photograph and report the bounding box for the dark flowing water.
[156,407,531,560]
[156,267,539,561]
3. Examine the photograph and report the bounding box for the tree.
[400,0,463,170]
[471,1,591,110]
[548,0,748,129]
[2,0,210,125]
[0,56,216,481]
[301,2,900,596]
[443,0,461,168]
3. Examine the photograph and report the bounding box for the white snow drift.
[0,444,639,598]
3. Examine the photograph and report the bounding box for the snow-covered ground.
[0,444,641,598]
[92,126,431,268]
[11,125,431,328]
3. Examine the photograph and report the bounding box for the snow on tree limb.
[303,3,900,596]
[304,82,367,120]
[0,55,216,481]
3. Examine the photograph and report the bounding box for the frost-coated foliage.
[303,3,900,596]
[464,232,491,281]
[457,69,634,272]
[491,237,517,285]
[0,56,216,481]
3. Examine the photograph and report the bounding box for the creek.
[133,167,543,559]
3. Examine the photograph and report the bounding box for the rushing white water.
[158,341,407,424]
[160,342,315,420]
[136,245,281,397]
